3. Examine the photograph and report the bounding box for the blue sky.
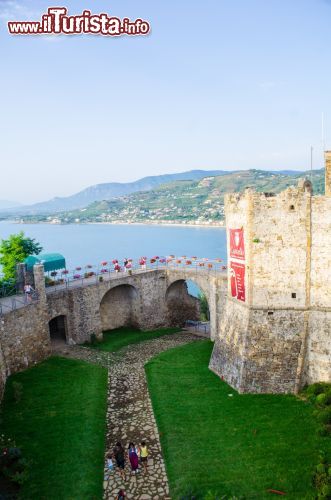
[0,0,330,203]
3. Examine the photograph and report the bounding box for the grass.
[89,326,182,352]
[0,357,108,500]
[145,341,331,499]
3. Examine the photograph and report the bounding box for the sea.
[0,222,227,296]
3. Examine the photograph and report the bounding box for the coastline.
[5,220,225,229]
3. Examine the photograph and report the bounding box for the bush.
[306,383,328,399]
[317,393,328,406]
[317,463,326,474]
[319,407,331,426]
[0,279,17,297]
[0,436,29,492]
[321,484,331,497]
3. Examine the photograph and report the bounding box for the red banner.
[230,261,246,302]
[229,228,245,260]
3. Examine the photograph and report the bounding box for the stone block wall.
[211,175,331,393]
[249,186,311,309]
[1,302,50,376]
[165,279,200,326]
[47,271,172,344]
[306,311,331,383]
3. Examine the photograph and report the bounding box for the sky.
[0,0,330,204]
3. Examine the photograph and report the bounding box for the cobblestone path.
[52,332,203,499]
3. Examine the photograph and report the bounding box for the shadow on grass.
[86,326,182,353]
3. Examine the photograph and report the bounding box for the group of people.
[113,257,147,273]
[113,258,133,273]
[106,441,149,480]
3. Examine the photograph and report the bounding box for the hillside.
[17,168,324,226]
[0,170,235,216]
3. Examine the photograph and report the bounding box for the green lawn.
[0,357,108,500]
[145,341,331,499]
[90,327,181,352]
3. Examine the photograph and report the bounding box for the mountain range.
[0,168,306,216]
[14,168,324,225]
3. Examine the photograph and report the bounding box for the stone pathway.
[52,332,203,499]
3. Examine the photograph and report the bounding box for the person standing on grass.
[113,442,125,480]
[128,442,139,474]
[140,441,149,473]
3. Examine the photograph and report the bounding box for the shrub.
[0,436,29,492]
[317,463,326,474]
[306,383,328,398]
[318,407,331,426]
[317,393,328,406]
[321,484,331,497]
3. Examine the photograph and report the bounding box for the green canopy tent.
[24,253,66,272]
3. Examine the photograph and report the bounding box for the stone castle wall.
[0,265,51,399]
[0,166,329,399]
[0,268,218,399]
[210,168,331,393]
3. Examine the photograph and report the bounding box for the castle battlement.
[210,153,331,393]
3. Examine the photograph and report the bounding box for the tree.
[0,232,43,281]
[199,292,210,321]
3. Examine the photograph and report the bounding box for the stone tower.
[210,164,331,394]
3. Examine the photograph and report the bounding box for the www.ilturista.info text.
[8,7,150,36]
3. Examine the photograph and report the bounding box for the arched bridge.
[45,267,228,344]
[0,264,227,397]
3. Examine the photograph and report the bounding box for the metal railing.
[185,320,210,335]
[0,290,39,316]
[44,256,227,293]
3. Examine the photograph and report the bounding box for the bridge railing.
[0,291,39,316]
[44,257,227,293]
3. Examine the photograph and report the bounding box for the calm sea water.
[0,222,227,269]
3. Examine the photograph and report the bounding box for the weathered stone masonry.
[210,152,331,393]
[0,267,226,399]
[0,153,330,398]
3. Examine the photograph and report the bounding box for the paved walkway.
[52,331,203,499]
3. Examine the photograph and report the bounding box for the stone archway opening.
[49,315,67,343]
[166,279,210,337]
[100,284,138,331]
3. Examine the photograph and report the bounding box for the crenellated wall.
[210,168,331,393]
[1,165,330,399]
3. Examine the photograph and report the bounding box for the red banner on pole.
[229,228,245,260]
[230,261,246,302]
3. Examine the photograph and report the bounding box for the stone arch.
[165,279,207,329]
[49,315,67,343]
[100,284,139,331]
